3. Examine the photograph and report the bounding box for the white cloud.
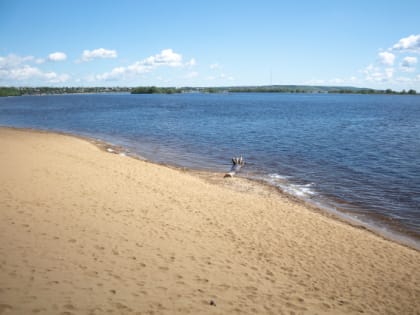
[205,73,234,82]
[96,49,193,81]
[81,48,117,62]
[392,34,420,52]
[2,64,69,83]
[95,66,127,81]
[385,68,394,79]
[8,65,42,80]
[364,64,394,82]
[378,51,395,65]
[330,78,344,84]
[185,71,198,78]
[0,54,34,69]
[401,56,417,72]
[220,73,234,81]
[0,53,70,84]
[395,76,411,83]
[210,63,220,70]
[306,76,360,86]
[48,52,67,62]
[306,79,326,85]
[142,49,182,67]
[43,72,70,83]
[402,56,418,66]
[186,58,196,67]
[360,34,420,87]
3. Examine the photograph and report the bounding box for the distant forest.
[0,86,130,97]
[0,85,417,97]
[131,85,417,95]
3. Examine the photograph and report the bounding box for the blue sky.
[1,0,420,90]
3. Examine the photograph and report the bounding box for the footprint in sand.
[0,304,13,313]
[218,283,230,291]
[32,308,47,313]
[195,276,209,284]
[63,304,76,311]
[114,302,131,311]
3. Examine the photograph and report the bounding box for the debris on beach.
[224,156,245,178]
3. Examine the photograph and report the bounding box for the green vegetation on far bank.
[1,85,417,97]
[0,86,131,97]
[131,86,179,94]
[0,87,22,97]
[131,85,418,95]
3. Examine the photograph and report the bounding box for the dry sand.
[0,127,419,315]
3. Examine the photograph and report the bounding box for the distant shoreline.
[1,85,418,97]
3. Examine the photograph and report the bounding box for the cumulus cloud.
[401,56,417,72]
[210,63,221,70]
[42,72,70,83]
[395,76,412,83]
[96,49,193,81]
[392,34,420,52]
[7,65,42,80]
[81,48,117,62]
[95,67,127,81]
[185,71,198,78]
[186,58,196,67]
[403,56,418,66]
[1,64,69,83]
[0,54,34,69]
[0,53,70,84]
[364,64,393,82]
[142,49,183,67]
[385,68,394,79]
[378,51,395,65]
[355,35,420,87]
[48,52,67,62]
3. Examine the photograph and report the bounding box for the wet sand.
[0,127,419,315]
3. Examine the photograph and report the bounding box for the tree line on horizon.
[0,86,131,97]
[0,85,417,97]
[131,86,418,95]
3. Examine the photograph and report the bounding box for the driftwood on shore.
[224,156,245,178]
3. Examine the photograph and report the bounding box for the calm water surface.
[1,93,419,246]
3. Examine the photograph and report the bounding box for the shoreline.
[3,126,418,251]
[1,127,419,314]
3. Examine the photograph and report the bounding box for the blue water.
[1,93,419,245]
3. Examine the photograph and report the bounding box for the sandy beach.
[0,127,419,315]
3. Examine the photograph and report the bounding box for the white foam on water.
[268,173,290,180]
[280,182,316,198]
[267,173,316,198]
[266,173,420,251]
[291,183,316,196]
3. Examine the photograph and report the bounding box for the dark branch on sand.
[224,156,245,178]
